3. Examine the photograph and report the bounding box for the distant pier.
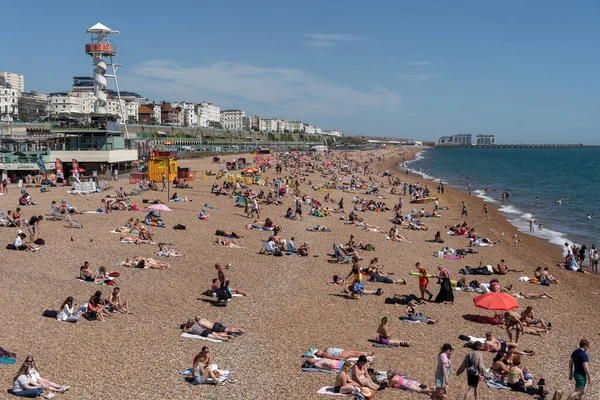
[437,144,600,149]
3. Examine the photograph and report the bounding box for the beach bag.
[217,288,232,301]
[34,238,45,245]
[6,244,15,250]
[173,224,186,230]
[42,309,58,318]
[364,244,375,251]
[274,249,283,257]
[109,272,120,277]
[352,282,365,294]
[466,354,478,376]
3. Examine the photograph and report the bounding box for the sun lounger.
[260,240,274,255]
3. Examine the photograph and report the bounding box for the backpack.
[466,353,479,376]
[42,309,58,319]
[34,238,45,245]
[173,224,186,230]
[364,244,375,251]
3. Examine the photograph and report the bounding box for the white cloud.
[303,33,366,48]
[406,61,431,66]
[126,60,402,117]
[397,73,443,81]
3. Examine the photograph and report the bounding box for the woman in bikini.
[376,316,409,346]
[386,370,434,394]
[333,362,361,394]
[123,256,170,270]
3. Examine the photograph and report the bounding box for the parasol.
[147,204,172,212]
[473,292,518,311]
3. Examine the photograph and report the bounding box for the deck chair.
[259,240,274,255]
[0,215,16,227]
[46,206,65,221]
[333,243,352,263]
[65,213,83,228]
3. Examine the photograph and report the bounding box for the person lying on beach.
[142,198,163,204]
[351,355,380,391]
[314,348,374,360]
[493,259,524,274]
[137,226,155,243]
[214,238,243,248]
[183,319,234,341]
[215,229,242,238]
[307,225,332,232]
[366,266,406,285]
[198,210,209,220]
[194,316,246,335]
[386,370,434,395]
[482,332,534,355]
[156,243,184,257]
[400,300,438,324]
[344,264,383,297]
[376,316,410,346]
[302,358,344,371]
[108,287,130,314]
[79,262,100,282]
[208,278,249,297]
[192,346,224,385]
[122,256,170,269]
[170,192,191,202]
[519,292,554,300]
[388,226,410,242]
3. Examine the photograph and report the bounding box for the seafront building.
[476,134,496,145]
[437,134,473,146]
[0,72,25,92]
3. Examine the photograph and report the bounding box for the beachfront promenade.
[441,143,600,149]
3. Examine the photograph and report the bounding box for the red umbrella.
[323,161,332,166]
[473,292,518,311]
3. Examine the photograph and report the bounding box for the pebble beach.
[0,147,597,399]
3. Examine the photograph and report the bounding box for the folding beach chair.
[333,243,352,263]
[259,240,274,255]
[65,213,83,228]
[46,206,65,222]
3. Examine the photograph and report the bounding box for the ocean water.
[404,147,600,248]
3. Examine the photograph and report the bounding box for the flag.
[55,159,64,179]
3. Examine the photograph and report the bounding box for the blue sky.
[2,0,599,143]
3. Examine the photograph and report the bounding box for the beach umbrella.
[323,161,332,166]
[147,204,172,212]
[243,168,258,173]
[473,292,518,311]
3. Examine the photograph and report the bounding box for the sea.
[403,147,600,249]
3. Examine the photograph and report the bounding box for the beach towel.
[518,276,531,282]
[317,386,349,396]
[120,237,156,245]
[302,367,338,374]
[0,347,16,365]
[485,380,511,390]
[181,367,231,384]
[513,293,525,299]
[181,333,223,343]
[443,255,463,260]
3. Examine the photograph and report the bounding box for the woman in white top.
[590,244,598,274]
[11,356,44,397]
[56,297,81,323]
[27,356,69,394]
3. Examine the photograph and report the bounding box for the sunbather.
[183,319,234,341]
[194,316,246,335]
[192,347,224,385]
[386,370,433,394]
[314,348,374,360]
[400,300,438,324]
[138,226,154,242]
[11,355,70,397]
[333,361,362,394]
[482,332,534,355]
[519,292,554,300]
[214,238,242,248]
[302,358,343,371]
[108,287,130,314]
[156,243,184,257]
[209,279,249,297]
[122,256,170,269]
[86,295,111,322]
[79,262,99,282]
[307,225,331,232]
[60,200,82,214]
[351,355,379,391]
[376,316,409,346]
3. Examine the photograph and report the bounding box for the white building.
[0,72,24,93]
[260,118,276,132]
[452,134,472,145]
[303,124,315,134]
[437,136,453,145]
[244,115,260,131]
[0,87,19,121]
[173,102,197,126]
[476,134,496,145]
[197,102,221,127]
[50,93,90,115]
[275,118,286,133]
[221,109,246,130]
[315,127,322,134]
[322,129,343,137]
[288,121,304,133]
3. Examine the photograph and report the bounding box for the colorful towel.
[485,380,511,390]
[317,386,348,396]
[181,333,223,343]
[302,367,338,374]
[443,255,463,260]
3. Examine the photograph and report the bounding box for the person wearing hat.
[431,343,454,399]
[12,231,37,251]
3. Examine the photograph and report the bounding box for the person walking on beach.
[529,217,536,233]
[338,197,344,211]
[417,263,433,301]
[2,178,7,194]
[461,202,468,221]
[567,339,590,400]
[161,172,167,191]
[434,266,454,305]
[456,341,486,400]
[590,244,598,274]
[295,198,303,221]
[482,203,489,219]
[431,343,453,399]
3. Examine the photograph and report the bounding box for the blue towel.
[485,380,510,390]
[302,367,338,374]
[0,357,16,365]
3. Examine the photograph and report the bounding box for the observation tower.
[85,23,128,137]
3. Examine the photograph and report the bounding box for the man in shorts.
[457,341,486,399]
[295,198,303,221]
[567,339,590,399]
[461,201,468,221]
